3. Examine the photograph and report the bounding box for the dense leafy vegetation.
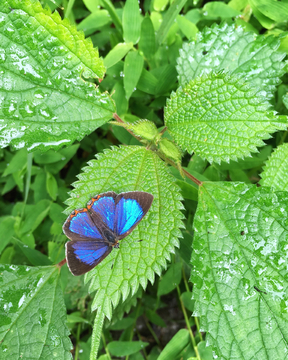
[1,0,288,359]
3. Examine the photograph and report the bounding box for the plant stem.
[74,323,81,360]
[101,332,112,360]
[176,285,201,360]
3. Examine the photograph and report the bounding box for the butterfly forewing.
[115,191,154,239]
[63,208,103,241]
[87,191,117,232]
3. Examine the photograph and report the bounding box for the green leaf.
[250,0,288,25]
[0,264,72,359]
[101,0,123,34]
[260,143,288,191]
[0,217,15,254]
[14,238,52,265]
[157,329,190,360]
[177,24,286,98]
[111,82,128,116]
[154,0,169,11]
[107,341,149,356]
[82,0,100,13]
[157,262,182,296]
[165,72,287,163]
[176,15,198,40]
[202,1,241,19]
[191,182,288,360]
[156,0,187,44]
[104,42,134,69]
[145,308,166,327]
[138,15,156,59]
[77,10,111,33]
[122,0,141,45]
[64,146,184,319]
[0,0,115,152]
[181,291,194,312]
[19,199,51,235]
[46,172,58,200]
[124,51,144,99]
[137,68,158,95]
[3,148,27,176]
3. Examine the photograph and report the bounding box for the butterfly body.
[63,191,153,276]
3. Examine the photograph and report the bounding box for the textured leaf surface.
[0,0,115,151]
[177,23,286,98]
[165,72,287,163]
[260,143,288,191]
[64,146,184,319]
[191,182,288,360]
[0,264,72,359]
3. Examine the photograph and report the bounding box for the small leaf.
[46,172,58,201]
[157,329,190,360]
[3,148,27,176]
[260,143,288,191]
[0,264,72,359]
[250,0,288,25]
[111,82,128,116]
[156,0,187,44]
[157,262,182,296]
[0,217,15,254]
[181,291,194,312]
[137,69,158,95]
[165,72,287,163]
[139,15,156,59]
[104,43,134,69]
[145,309,166,327]
[176,15,198,40]
[202,2,241,19]
[191,182,288,359]
[0,0,115,152]
[107,341,149,356]
[122,0,141,44]
[127,120,158,141]
[77,10,111,33]
[124,51,144,99]
[158,138,182,164]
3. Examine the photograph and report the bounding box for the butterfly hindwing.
[66,240,112,276]
[63,208,103,241]
[115,191,154,239]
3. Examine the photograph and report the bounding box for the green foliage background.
[1,0,288,359]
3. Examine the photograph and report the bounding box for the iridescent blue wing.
[63,208,103,241]
[66,240,112,276]
[115,191,154,239]
[87,192,117,232]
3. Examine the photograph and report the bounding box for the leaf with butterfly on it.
[0,0,115,152]
[64,145,184,319]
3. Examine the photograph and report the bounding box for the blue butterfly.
[63,191,154,276]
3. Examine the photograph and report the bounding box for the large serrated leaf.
[0,264,72,359]
[0,0,115,152]
[64,145,184,319]
[260,143,288,191]
[177,23,286,98]
[191,182,288,360]
[165,72,287,163]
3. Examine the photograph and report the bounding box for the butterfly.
[63,191,154,276]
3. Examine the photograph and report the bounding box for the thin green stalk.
[181,265,203,341]
[143,314,161,346]
[125,301,142,360]
[74,323,81,360]
[176,285,201,360]
[101,332,112,360]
